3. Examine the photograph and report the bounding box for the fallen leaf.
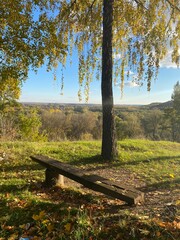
[64,222,72,232]
[31,237,42,240]
[42,219,49,225]
[19,224,26,229]
[32,214,39,221]
[39,210,46,219]
[2,225,14,230]
[173,221,180,229]
[47,223,54,232]
[158,222,167,228]
[139,229,150,236]
[7,233,18,240]
[32,210,45,221]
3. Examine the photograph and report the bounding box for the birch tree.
[1,0,180,160]
[55,0,179,160]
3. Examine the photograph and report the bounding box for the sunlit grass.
[0,140,180,239]
[116,140,180,186]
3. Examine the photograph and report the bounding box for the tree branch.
[133,0,148,11]
[165,8,175,32]
[133,0,180,13]
[85,0,97,15]
[165,0,180,12]
[89,0,97,10]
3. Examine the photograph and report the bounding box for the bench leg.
[45,168,64,187]
[57,174,64,187]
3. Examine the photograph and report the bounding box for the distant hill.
[146,101,173,109]
[20,100,173,111]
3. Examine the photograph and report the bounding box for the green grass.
[117,140,180,186]
[0,139,180,239]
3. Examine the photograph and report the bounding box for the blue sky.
[20,53,180,105]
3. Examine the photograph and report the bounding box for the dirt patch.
[60,165,180,222]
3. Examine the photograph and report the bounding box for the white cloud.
[113,53,121,60]
[124,81,140,87]
[124,70,134,75]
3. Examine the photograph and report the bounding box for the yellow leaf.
[47,223,54,232]
[32,214,40,221]
[169,174,174,178]
[64,222,72,232]
[32,210,46,221]
[42,219,49,225]
[39,210,46,219]
[19,224,26,229]
[8,233,18,240]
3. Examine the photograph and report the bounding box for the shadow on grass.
[111,155,180,167]
[0,184,29,193]
[69,154,121,173]
[0,163,44,173]
[140,178,180,192]
[0,196,66,227]
[69,154,180,172]
[71,154,180,165]
[0,182,127,230]
[71,154,105,166]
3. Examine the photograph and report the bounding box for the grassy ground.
[0,140,180,239]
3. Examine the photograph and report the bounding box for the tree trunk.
[101,0,117,161]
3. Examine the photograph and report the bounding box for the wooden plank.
[82,174,144,205]
[31,155,144,205]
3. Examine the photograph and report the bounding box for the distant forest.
[0,99,179,143]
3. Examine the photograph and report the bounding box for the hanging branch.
[165,0,180,12]
[133,0,148,10]
[165,8,175,32]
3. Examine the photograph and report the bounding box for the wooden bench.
[30,155,144,205]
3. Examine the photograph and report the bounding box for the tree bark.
[101,0,117,161]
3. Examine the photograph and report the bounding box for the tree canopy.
[52,0,180,99]
[1,0,180,97]
[1,0,66,84]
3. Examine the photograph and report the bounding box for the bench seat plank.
[31,155,144,205]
